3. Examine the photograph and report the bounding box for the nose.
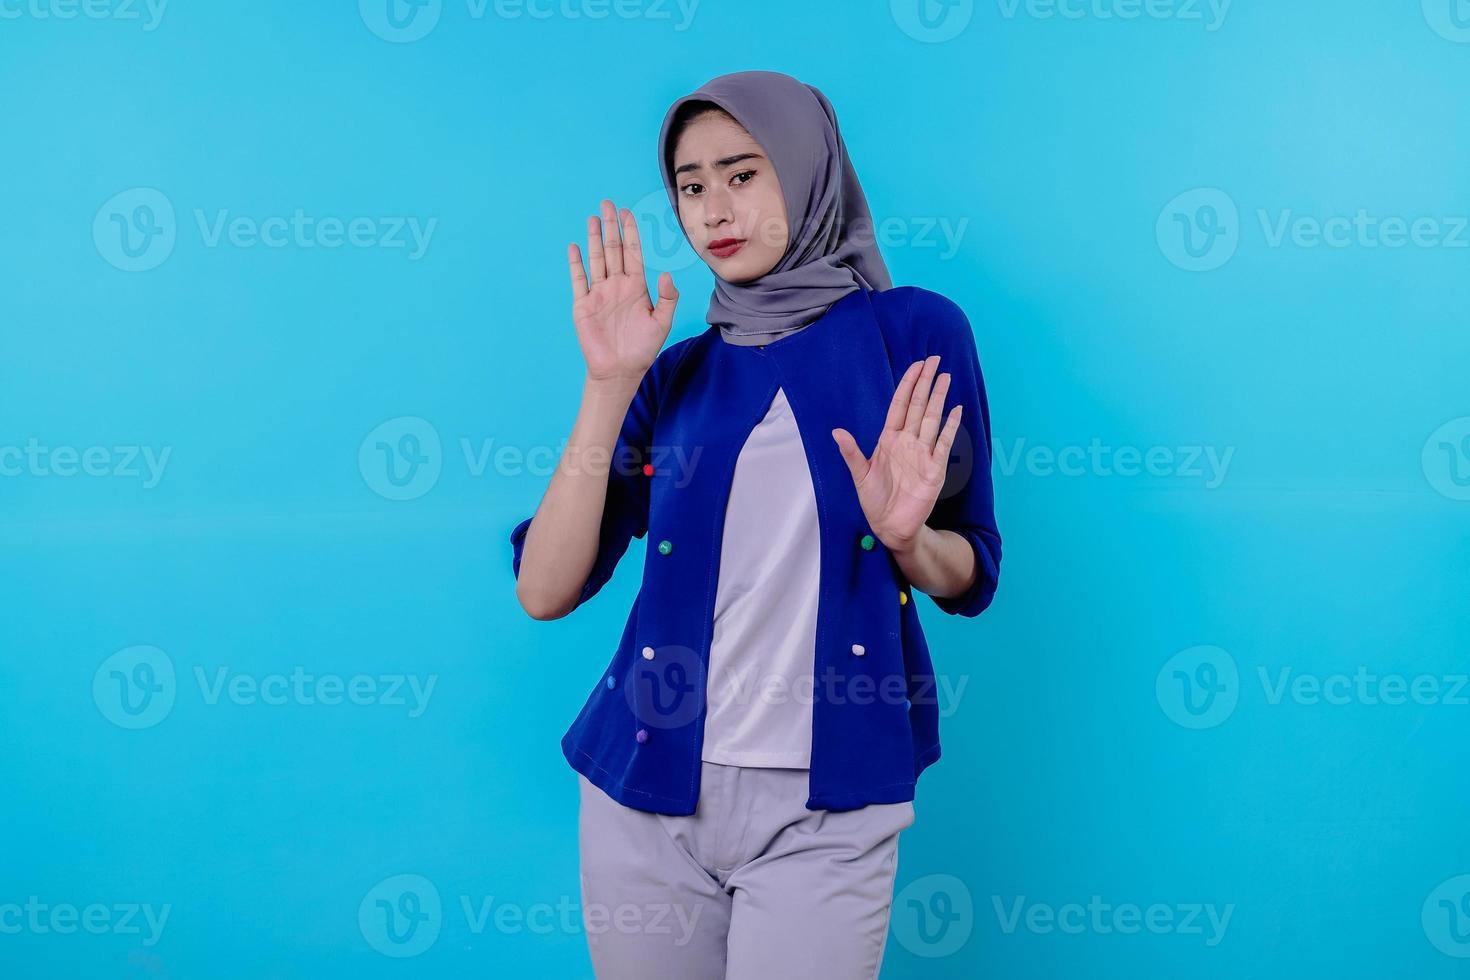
[702,184,734,227]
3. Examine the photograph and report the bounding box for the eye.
[731,170,756,186]
[679,182,704,196]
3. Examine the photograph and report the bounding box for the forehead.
[673,112,765,167]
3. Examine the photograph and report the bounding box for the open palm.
[831,355,962,552]
[569,198,679,384]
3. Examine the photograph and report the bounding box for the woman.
[510,69,1001,979]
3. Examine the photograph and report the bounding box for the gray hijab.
[657,70,892,347]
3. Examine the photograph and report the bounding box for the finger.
[934,404,962,465]
[919,372,952,448]
[600,199,625,276]
[831,428,869,485]
[884,360,924,433]
[586,215,607,284]
[651,271,679,332]
[568,243,589,301]
[620,207,646,285]
[904,355,941,434]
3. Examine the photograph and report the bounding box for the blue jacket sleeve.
[509,356,663,614]
[911,289,1002,617]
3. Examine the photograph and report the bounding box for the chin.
[712,255,775,283]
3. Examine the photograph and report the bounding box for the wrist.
[583,372,642,402]
[885,523,930,559]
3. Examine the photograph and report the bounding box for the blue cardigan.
[510,285,1001,815]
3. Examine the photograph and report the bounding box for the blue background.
[3,0,1468,977]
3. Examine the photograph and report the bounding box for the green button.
[658,540,673,555]
[860,534,875,551]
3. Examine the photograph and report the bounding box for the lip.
[708,238,745,258]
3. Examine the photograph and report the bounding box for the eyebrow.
[673,152,765,177]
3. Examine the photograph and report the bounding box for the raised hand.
[831,356,963,553]
[569,198,680,384]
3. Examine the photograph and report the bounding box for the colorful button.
[860,534,875,551]
[851,643,866,656]
[642,646,655,660]
[658,540,673,555]
[899,590,908,606]
[606,675,616,690]
[643,463,655,476]
[635,728,649,744]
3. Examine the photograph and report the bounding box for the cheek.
[754,193,787,251]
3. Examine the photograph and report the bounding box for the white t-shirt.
[700,386,821,769]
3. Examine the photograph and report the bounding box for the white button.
[851,643,865,656]
[642,646,655,660]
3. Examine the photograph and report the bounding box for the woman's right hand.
[569,198,680,385]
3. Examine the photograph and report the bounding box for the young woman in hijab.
[511,69,1001,978]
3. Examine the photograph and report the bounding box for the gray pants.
[576,761,916,979]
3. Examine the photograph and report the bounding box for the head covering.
[657,70,892,347]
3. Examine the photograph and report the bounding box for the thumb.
[831,428,868,484]
[652,272,679,330]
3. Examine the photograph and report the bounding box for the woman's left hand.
[831,355,962,555]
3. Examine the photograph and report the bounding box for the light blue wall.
[2,1,1467,977]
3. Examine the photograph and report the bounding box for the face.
[670,110,789,283]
